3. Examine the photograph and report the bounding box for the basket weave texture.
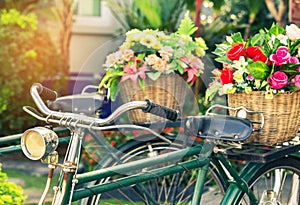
[120,75,187,123]
[227,91,300,145]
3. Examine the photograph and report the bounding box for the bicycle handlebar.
[143,100,180,122]
[34,83,57,101]
[26,83,180,127]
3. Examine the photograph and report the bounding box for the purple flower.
[270,46,291,66]
[246,74,254,81]
[267,71,288,89]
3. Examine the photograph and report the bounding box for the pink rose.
[270,46,291,66]
[294,75,300,89]
[267,71,288,89]
[289,56,300,71]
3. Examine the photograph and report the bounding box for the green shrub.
[0,9,64,136]
[0,164,26,205]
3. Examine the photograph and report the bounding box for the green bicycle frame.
[61,141,214,204]
[3,127,300,204]
[58,137,264,205]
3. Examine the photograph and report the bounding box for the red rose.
[246,46,267,62]
[220,67,234,85]
[226,43,246,61]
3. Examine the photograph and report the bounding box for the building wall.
[70,2,121,73]
[69,2,122,93]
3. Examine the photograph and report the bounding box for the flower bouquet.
[207,23,300,145]
[99,12,207,123]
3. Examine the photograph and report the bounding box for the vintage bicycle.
[3,83,300,205]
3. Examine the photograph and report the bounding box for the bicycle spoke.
[237,158,300,205]
[82,138,226,205]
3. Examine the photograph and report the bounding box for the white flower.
[245,87,252,94]
[223,83,236,94]
[232,56,248,73]
[140,34,158,48]
[268,35,275,49]
[126,29,143,41]
[233,70,244,84]
[268,34,288,48]
[277,34,288,45]
[104,51,123,68]
[286,24,300,41]
[226,36,233,44]
[159,46,173,61]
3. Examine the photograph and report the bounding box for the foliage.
[206,23,300,101]
[0,8,64,136]
[99,13,208,101]
[0,164,26,205]
[199,0,274,54]
[105,0,187,32]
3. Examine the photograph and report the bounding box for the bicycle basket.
[227,91,300,145]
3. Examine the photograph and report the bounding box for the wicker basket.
[120,74,187,123]
[227,91,300,145]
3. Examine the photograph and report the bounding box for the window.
[73,0,120,34]
[77,0,101,17]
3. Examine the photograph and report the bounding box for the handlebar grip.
[34,83,57,101]
[143,100,180,121]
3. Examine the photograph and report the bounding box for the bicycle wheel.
[237,156,300,205]
[80,134,226,205]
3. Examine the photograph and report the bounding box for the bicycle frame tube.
[191,161,210,204]
[219,155,264,205]
[68,142,215,203]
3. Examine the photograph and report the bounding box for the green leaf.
[269,23,285,36]
[178,66,184,75]
[246,0,263,18]
[290,39,300,55]
[110,79,120,101]
[249,33,265,46]
[138,78,145,91]
[99,71,124,88]
[279,64,300,75]
[147,72,161,81]
[205,81,223,103]
[133,0,162,28]
[212,43,231,57]
[231,32,244,43]
[214,56,232,64]
[137,53,146,61]
[247,61,270,80]
[177,11,197,36]
[160,0,178,23]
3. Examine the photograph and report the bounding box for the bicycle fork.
[51,128,84,205]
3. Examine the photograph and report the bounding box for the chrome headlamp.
[21,127,59,160]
